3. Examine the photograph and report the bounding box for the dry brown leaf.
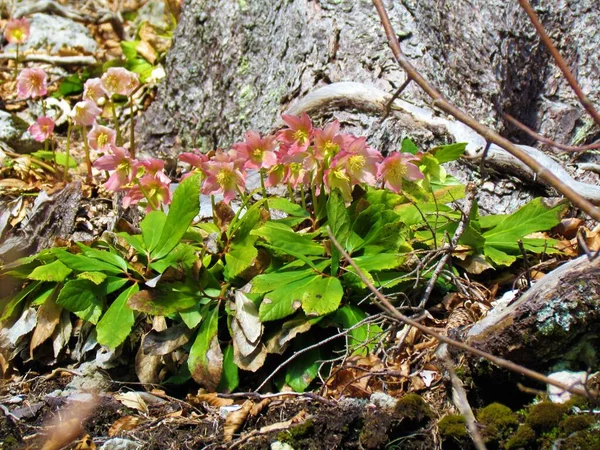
[74,434,96,449]
[223,400,253,442]
[249,398,271,417]
[190,335,223,391]
[259,410,309,433]
[186,392,234,408]
[115,392,148,414]
[554,217,584,239]
[136,317,167,386]
[30,294,62,358]
[136,41,158,64]
[108,416,145,437]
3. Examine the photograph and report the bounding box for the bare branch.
[0,53,96,66]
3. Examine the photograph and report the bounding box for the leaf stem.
[63,120,73,182]
[111,100,122,146]
[129,95,135,158]
[81,125,92,182]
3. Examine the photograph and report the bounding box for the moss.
[394,393,432,423]
[438,415,468,441]
[477,402,519,442]
[559,415,594,435]
[506,424,536,450]
[561,428,600,450]
[526,401,568,431]
[359,409,392,449]
[276,419,315,445]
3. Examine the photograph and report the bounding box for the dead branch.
[504,113,600,152]
[326,227,597,400]
[0,53,96,66]
[14,0,87,21]
[371,0,600,222]
[518,0,600,128]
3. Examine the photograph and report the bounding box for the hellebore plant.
[4,17,30,78]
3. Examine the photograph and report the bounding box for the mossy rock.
[438,414,468,442]
[561,428,600,450]
[276,419,315,445]
[559,415,594,436]
[506,424,536,450]
[526,401,569,431]
[477,402,519,441]
[394,393,432,424]
[359,409,393,449]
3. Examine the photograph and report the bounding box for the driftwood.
[466,255,600,373]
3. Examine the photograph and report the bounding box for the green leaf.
[77,244,128,272]
[300,275,343,317]
[54,250,124,275]
[31,151,78,168]
[127,289,209,316]
[118,233,147,255]
[401,138,420,155]
[179,303,204,329]
[419,154,446,183]
[150,243,196,273]
[120,40,139,60]
[251,221,324,258]
[77,271,108,285]
[0,282,40,321]
[188,304,222,390]
[28,260,72,282]
[251,265,327,294]
[285,337,320,392]
[96,283,139,349]
[432,143,466,163]
[327,189,351,275]
[224,240,258,280]
[484,246,516,266]
[31,285,56,306]
[105,277,129,294]
[332,305,383,355]
[267,198,310,218]
[56,279,103,324]
[152,174,201,260]
[141,210,167,253]
[58,74,84,97]
[217,344,239,393]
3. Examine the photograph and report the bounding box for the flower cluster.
[179,113,424,203]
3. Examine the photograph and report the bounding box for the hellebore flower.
[70,100,101,126]
[202,160,246,204]
[331,137,383,187]
[123,174,171,212]
[4,18,30,44]
[139,158,171,184]
[87,123,116,151]
[378,152,424,193]
[232,130,278,170]
[93,145,137,191]
[313,120,345,163]
[28,116,55,142]
[277,113,313,153]
[17,68,47,99]
[101,67,139,97]
[83,78,107,104]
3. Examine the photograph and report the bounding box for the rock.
[64,362,113,393]
[0,110,43,154]
[99,438,143,450]
[135,0,169,29]
[7,13,97,55]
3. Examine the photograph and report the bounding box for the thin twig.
[380,77,412,122]
[517,0,600,128]
[504,113,600,152]
[0,53,97,66]
[439,345,487,450]
[217,391,336,406]
[326,226,597,399]
[371,0,600,222]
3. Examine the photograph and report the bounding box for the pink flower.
[83,78,107,104]
[265,162,286,188]
[101,67,139,97]
[313,120,344,163]
[202,160,246,204]
[93,145,136,191]
[87,123,116,151]
[281,148,310,189]
[17,68,48,99]
[70,100,101,126]
[232,130,278,170]
[277,113,313,153]
[139,158,171,184]
[28,116,55,142]
[211,148,245,169]
[179,149,208,169]
[123,174,171,212]
[4,18,30,44]
[378,152,424,193]
[331,138,383,187]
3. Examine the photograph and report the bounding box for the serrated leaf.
[251,266,325,294]
[152,174,201,260]
[56,279,103,324]
[251,221,324,257]
[484,246,517,266]
[179,303,205,329]
[432,142,466,163]
[54,250,123,275]
[224,240,257,280]
[141,210,166,253]
[118,233,147,255]
[188,304,222,391]
[0,282,40,322]
[28,260,72,282]
[285,337,320,392]
[127,288,210,316]
[77,271,108,285]
[401,138,420,155]
[96,284,139,349]
[267,197,310,217]
[259,275,316,322]
[332,305,383,355]
[301,276,343,317]
[77,243,129,272]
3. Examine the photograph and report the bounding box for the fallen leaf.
[30,294,62,358]
[108,416,145,437]
[115,392,149,414]
[223,400,253,442]
[74,434,96,449]
[142,323,192,356]
[186,392,234,408]
[8,308,37,345]
[259,410,309,433]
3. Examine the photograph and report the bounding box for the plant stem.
[260,169,270,218]
[300,185,307,210]
[211,194,217,225]
[287,184,294,203]
[13,44,19,79]
[111,101,123,146]
[135,178,159,211]
[129,95,135,158]
[81,125,92,182]
[310,179,318,219]
[63,120,73,182]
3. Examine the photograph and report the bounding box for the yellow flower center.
[348,155,366,172]
[294,129,308,144]
[253,148,263,157]
[389,163,408,179]
[323,141,339,158]
[290,162,302,173]
[12,30,25,41]
[97,133,108,147]
[216,169,232,187]
[104,74,119,92]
